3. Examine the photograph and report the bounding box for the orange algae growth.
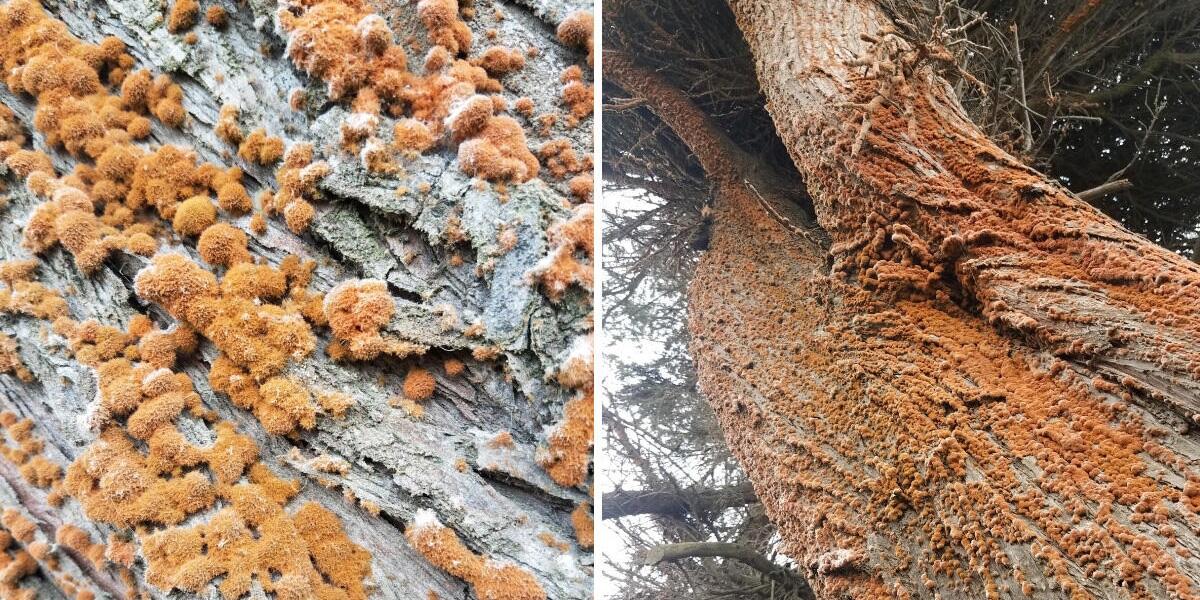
[473,46,525,76]
[54,524,105,568]
[172,195,217,236]
[0,262,68,320]
[237,128,284,165]
[166,0,199,33]
[537,389,592,488]
[403,367,436,401]
[205,5,228,28]
[316,390,355,419]
[570,502,592,550]
[393,119,435,154]
[555,334,593,389]
[528,203,593,301]
[137,324,197,369]
[556,11,593,66]
[213,103,243,145]
[0,333,33,383]
[134,253,315,381]
[443,357,465,377]
[559,68,592,125]
[252,374,317,435]
[197,222,251,267]
[276,0,409,103]
[537,531,567,553]
[270,143,329,234]
[538,331,593,487]
[407,510,546,600]
[448,95,539,182]
[322,278,425,360]
[567,174,591,202]
[536,138,590,180]
[0,412,62,489]
[50,315,372,597]
[417,0,473,56]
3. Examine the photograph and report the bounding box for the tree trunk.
[688,0,1200,598]
[0,0,593,598]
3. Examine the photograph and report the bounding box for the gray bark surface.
[0,0,594,598]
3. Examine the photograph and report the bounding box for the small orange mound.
[167,0,199,33]
[417,0,473,56]
[403,367,436,401]
[172,196,216,236]
[474,46,525,76]
[556,11,593,65]
[561,80,593,124]
[237,128,284,165]
[571,502,593,550]
[0,333,33,382]
[457,115,539,182]
[537,389,593,488]
[197,222,251,267]
[443,358,464,377]
[205,5,227,28]
[323,279,395,360]
[214,103,243,144]
[528,203,593,301]
[393,119,435,154]
[407,511,546,600]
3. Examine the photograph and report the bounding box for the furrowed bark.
[685,0,1200,598]
[601,482,758,520]
[0,0,593,597]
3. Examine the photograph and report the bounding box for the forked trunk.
[688,0,1200,597]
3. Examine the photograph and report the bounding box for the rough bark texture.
[601,482,757,520]
[0,0,593,597]
[687,0,1200,598]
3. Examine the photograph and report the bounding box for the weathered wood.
[0,0,594,597]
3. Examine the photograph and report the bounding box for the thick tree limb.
[602,483,758,520]
[1076,178,1133,201]
[638,542,815,600]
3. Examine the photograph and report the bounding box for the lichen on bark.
[0,0,593,597]
[678,0,1200,598]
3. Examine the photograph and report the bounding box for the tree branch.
[1076,178,1133,201]
[638,542,816,600]
[602,482,758,520]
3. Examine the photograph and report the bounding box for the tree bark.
[638,541,816,600]
[0,0,593,598]
[686,0,1200,598]
[601,482,758,520]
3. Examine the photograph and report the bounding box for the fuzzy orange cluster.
[48,314,371,598]
[0,509,42,599]
[0,333,32,383]
[688,171,1200,598]
[0,412,62,492]
[0,1,273,274]
[266,142,327,234]
[277,0,549,183]
[528,203,592,302]
[559,66,592,126]
[403,366,436,401]
[556,11,593,66]
[407,510,547,600]
[571,502,593,550]
[323,279,398,359]
[0,259,68,321]
[135,253,319,379]
[449,94,540,182]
